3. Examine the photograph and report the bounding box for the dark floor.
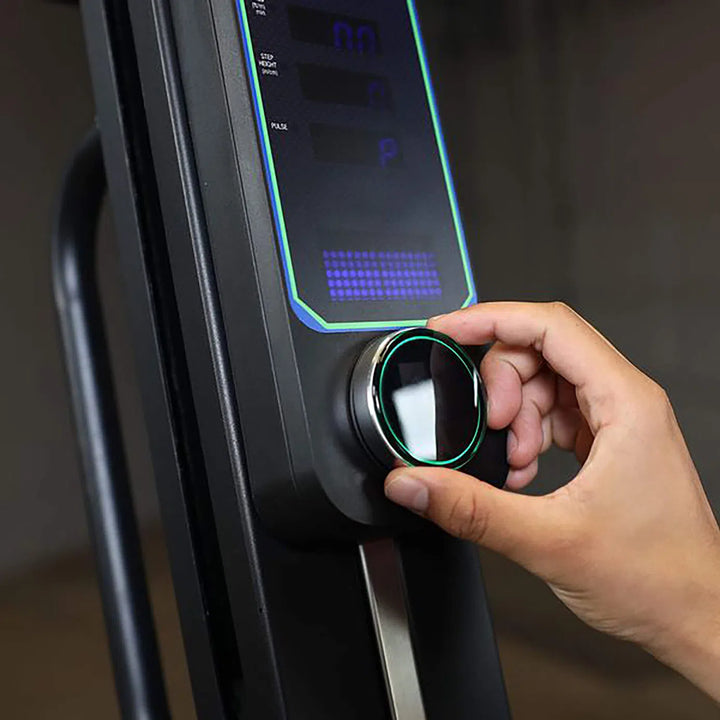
[0,530,716,719]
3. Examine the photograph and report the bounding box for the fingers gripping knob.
[350,329,487,469]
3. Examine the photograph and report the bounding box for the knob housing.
[350,328,488,469]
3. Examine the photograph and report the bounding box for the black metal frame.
[51,127,170,720]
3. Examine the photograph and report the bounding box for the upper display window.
[236,0,476,333]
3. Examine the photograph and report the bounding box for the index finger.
[429,302,638,430]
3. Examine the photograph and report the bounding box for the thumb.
[385,467,575,569]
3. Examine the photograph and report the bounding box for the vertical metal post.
[51,127,171,720]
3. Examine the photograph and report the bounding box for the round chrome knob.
[350,328,487,469]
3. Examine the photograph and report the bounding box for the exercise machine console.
[55,0,512,718]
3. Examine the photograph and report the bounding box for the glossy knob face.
[350,329,487,469]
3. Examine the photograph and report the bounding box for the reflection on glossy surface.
[392,379,436,460]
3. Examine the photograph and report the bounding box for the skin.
[384,302,720,702]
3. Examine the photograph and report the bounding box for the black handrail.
[51,126,171,720]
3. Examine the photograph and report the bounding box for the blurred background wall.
[1,0,719,718]
[0,0,158,579]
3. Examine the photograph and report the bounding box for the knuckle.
[631,375,670,410]
[646,379,670,406]
[548,300,575,318]
[643,379,676,426]
[446,492,488,544]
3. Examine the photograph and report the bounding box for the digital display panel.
[311,124,403,167]
[237,0,476,332]
[287,5,382,54]
[297,64,393,109]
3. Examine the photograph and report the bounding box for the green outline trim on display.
[376,336,486,468]
[236,0,477,333]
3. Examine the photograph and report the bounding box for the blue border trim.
[235,0,477,333]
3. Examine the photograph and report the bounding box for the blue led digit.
[356,25,377,54]
[367,80,387,109]
[379,138,399,167]
[333,21,353,51]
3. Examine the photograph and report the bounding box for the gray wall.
[424,0,720,502]
[0,0,157,579]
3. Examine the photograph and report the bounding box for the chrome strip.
[359,539,428,720]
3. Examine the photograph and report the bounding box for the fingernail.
[428,314,446,325]
[385,475,430,514]
[507,430,518,461]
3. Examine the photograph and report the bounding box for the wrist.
[644,569,720,703]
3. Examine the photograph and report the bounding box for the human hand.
[384,302,720,701]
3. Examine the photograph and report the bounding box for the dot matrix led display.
[324,251,441,302]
